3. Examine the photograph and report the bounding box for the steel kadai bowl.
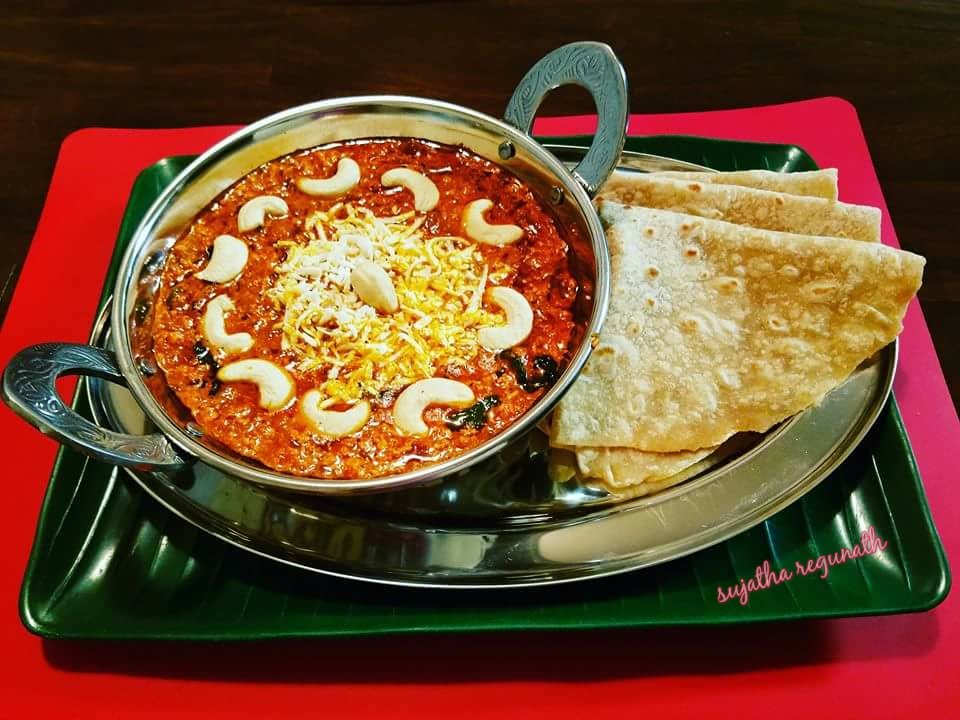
[2,42,629,494]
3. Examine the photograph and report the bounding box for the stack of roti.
[548,168,925,496]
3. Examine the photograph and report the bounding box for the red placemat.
[1,98,956,718]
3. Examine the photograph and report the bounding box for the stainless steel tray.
[84,148,897,588]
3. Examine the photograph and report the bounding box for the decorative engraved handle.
[504,42,628,196]
[2,343,187,470]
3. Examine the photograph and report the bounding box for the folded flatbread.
[551,202,925,453]
[571,445,716,489]
[598,173,880,241]
[643,169,838,200]
[543,416,716,489]
[557,169,836,488]
[549,431,766,495]
[547,445,717,497]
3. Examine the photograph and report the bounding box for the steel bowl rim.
[110,94,613,493]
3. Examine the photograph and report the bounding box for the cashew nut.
[203,295,254,355]
[217,359,295,410]
[351,259,399,313]
[237,195,288,232]
[301,390,371,438]
[393,378,475,436]
[196,234,249,283]
[381,168,440,212]
[477,286,534,350]
[296,157,361,197]
[462,199,524,246]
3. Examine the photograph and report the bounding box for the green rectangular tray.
[20,136,950,639]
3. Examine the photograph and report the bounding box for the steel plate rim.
[82,147,898,589]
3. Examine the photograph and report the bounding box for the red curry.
[140,138,584,478]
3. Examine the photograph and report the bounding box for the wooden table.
[1,1,956,405]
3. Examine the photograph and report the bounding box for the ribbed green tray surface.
[20,136,949,639]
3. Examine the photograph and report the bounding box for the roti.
[598,173,880,241]
[549,431,767,495]
[642,168,838,200]
[561,168,836,489]
[550,202,925,453]
[571,445,716,489]
[547,445,718,496]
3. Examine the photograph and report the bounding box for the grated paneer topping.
[270,203,507,405]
